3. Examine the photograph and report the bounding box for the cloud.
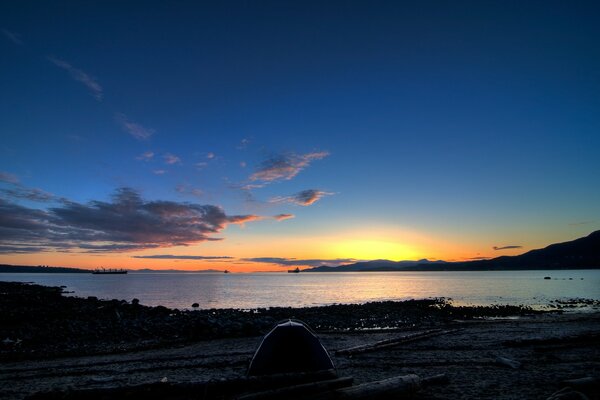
[48,56,103,101]
[136,151,154,161]
[237,138,250,150]
[0,187,261,253]
[195,162,208,170]
[153,170,166,175]
[1,187,55,202]
[164,153,181,165]
[132,254,233,260]
[0,171,19,184]
[249,151,329,184]
[492,245,523,251]
[206,152,215,159]
[240,161,247,168]
[116,113,155,140]
[270,189,332,206]
[226,214,263,225]
[242,257,357,267]
[568,221,595,226]
[175,184,203,199]
[273,213,295,221]
[2,29,23,45]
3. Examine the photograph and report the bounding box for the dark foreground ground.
[1,282,599,399]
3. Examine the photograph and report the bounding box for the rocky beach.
[1,281,599,399]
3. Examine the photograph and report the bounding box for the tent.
[247,319,335,376]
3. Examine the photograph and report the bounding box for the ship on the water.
[91,268,128,275]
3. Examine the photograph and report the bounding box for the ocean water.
[1,270,599,310]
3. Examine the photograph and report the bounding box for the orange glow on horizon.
[0,226,542,272]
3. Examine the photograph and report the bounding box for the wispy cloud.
[175,184,203,199]
[206,152,215,159]
[164,153,181,165]
[492,245,523,251]
[136,151,154,161]
[273,213,295,221]
[240,161,247,168]
[270,189,332,206]
[0,171,19,184]
[2,29,23,45]
[48,56,103,101]
[568,220,595,226]
[1,186,55,202]
[227,214,263,225]
[249,151,329,184]
[237,138,250,150]
[116,113,154,140]
[132,254,233,260]
[153,169,166,175]
[242,257,357,267]
[0,187,261,253]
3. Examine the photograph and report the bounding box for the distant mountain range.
[306,230,600,272]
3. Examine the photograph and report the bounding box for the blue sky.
[1,1,599,269]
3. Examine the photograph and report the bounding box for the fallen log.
[336,329,459,355]
[495,356,521,369]
[421,373,449,386]
[26,369,339,400]
[236,377,353,400]
[312,374,421,400]
[503,333,600,348]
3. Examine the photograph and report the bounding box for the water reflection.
[1,270,598,309]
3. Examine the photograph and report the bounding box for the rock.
[192,303,199,308]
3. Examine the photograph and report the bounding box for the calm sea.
[1,270,599,310]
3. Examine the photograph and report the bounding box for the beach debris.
[160,376,168,383]
[336,329,460,355]
[494,355,521,369]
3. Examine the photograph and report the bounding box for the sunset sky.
[1,1,599,271]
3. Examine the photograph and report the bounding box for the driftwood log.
[336,329,459,355]
[26,369,339,400]
[235,377,353,400]
[312,374,421,400]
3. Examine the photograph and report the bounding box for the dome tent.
[247,319,335,376]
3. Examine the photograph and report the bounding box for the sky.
[1,1,599,271]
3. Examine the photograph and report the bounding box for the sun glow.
[332,239,420,261]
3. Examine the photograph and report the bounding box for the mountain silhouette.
[307,230,600,271]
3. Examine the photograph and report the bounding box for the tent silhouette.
[247,319,335,376]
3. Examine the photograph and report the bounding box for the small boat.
[288,267,300,273]
[247,319,335,376]
[224,269,230,274]
[92,268,127,274]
